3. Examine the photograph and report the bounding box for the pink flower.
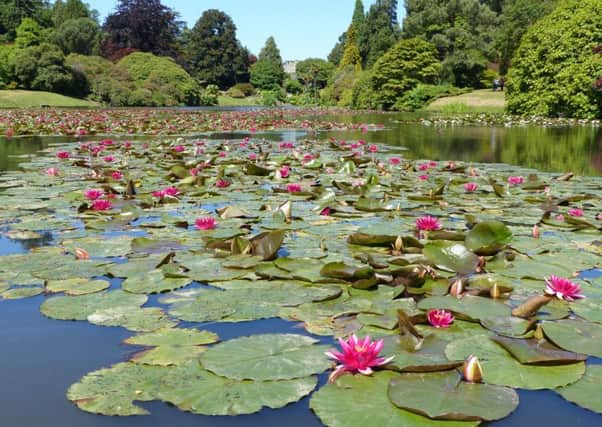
[91,199,112,211]
[216,179,231,188]
[195,217,216,230]
[248,153,257,160]
[164,186,179,197]
[173,145,185,152]
[100,139,114,146]
[279,141,294,149]
[46,167,59,176]
[103,155,114,163]
[152,190,166,198]
[464,182,478,192]
[415,216,442,231]
[325,334,393,383]
[544,275,584,301]
[427,309,454,328]
[111,171,122,180]
[287,183,302,193]
[532,224,540,238]
[84,189,104,200]
[279,165,291,178]
[56,151,70,159]
[320,207,331,216]
[508,176,524,185]
[568,208,584,217]
[123,141,132,149]
[418,163,430,171]
[556,214,565,221]
[368,144,378,153]
[303,153,315,162]
[189,168,199,176]
[419,175,429,180]
[218,151,227,158]
[429,161,438,167]
[389,157,401,165]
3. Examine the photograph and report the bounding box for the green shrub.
[199,84,219,106]
[480,69,499,90]
[230,82,255,96]
[507,0,602,118]
[261,89,285,106]
[283,78,303,95]
[396,84,467,111]
[226,87,246,98]
[351,71,379,110]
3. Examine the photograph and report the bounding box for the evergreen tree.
[339,25,362,72]
[15,17,42,48]
[53,18,100,55]
[0,0,52,40]
[327,0,364,67]
[251,36,284,90]
[186,9,249,89]
[361,0,400,68]
[101,0,182,60]
[52,0,97,27]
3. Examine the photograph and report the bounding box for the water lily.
[464,182,478,192]
[111,171,122,180]
[415,216,442,231]
[279,165,291,178]
[152,190,166,198]
[216,179,231,188]
[84,189,104,200]
[195,217,216,230]
[279,141,294,149]
[164,186,179,197]
[568,208,584,217]
[173,145,185,152]
[91,199,112,211]
[74,248,90,260]
[56,151,70,159]
[507,175,524,185]
[544,275,584,301]
[419,174,429,180]
[45,167,59,176]
[248,153,257,160]
[389,157,401,165]
[418,163,430,171]
[532,224,540,238]
[103,155,115,163]
[368,144,378,153]
[320,207,331,216]
[287,183,302,193]
[325,334,393,383]
[462,355,483,383]
[427,309,454,328]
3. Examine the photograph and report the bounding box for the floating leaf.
[465,221,512,256]
[556,365,602,413]
[41,290,147,321]
[46,278,110,296]
[121,269,191,294]
[124,328,218,346]
[418,295,511,321]
[542,319,602,357]
[423,242,479,275]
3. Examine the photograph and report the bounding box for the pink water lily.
[389,157,401,165]
[464,182,478,192]
[544,275,584,301]
[248,153,257,160]
[415,216,442,231]
[418,163,430,171]
[279,165,291,178]
[508,175,524,185]
[419,174,429,180]
[320,207,331,216]
[325,334,393,383]
[84,189,104,200]
[103,155,114,163]
[568,208,584,217]
[368,144,378,153]
[287,183,302,193]
[164,186,179,197]
[91,199,112,211]
[152,190,166,198]
[111,171,122,180]
[195,217,216,230]
[216,179,231,188]
[45,167,59,176]
[173,145,185,152]
[427,309,455,328]
[56,151,70,159]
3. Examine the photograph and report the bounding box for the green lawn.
[426,89,506,114]
[0,90,99,108]
[218,94,262,107]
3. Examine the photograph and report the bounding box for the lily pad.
[388,370,519,421]
[542,319,602,357]
[131,346,207,366]
[556,365,602,413]
[41,290,147,321]
[418,295,512,321]
[88,306,177,332]
[121,269,191,294]
[199,333,331,380]
[124,328,218,346]
[465,221,512,256]
[46,278,110,296]
[423,242,480,275]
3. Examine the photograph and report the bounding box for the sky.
[86,0,406,60]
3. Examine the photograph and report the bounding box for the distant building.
[283,60,299,75]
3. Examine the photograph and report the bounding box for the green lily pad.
[382,334,463,372]
[41,290,147,321]
[310,371,479,427]
[542,319,602,357]
[124,328,218,346]
[131,345,207,366]
[465,221,512,256]
[0,286,43,299]
[388,370,519,421]
[418,295,511,321]
[199,333,331,380]
[88,306,177,332]
[556,365,602,413]
[445,335,585,389]
[46,278,110,296]
[423,242,480,275]
[121,269,191,294]
[491,335,587,365]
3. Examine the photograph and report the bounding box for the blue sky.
[87,0,405,60]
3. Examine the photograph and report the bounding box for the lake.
[0,111,601,426]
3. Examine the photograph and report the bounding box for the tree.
[496,0,558,75]
[339,25,362,72]
[53,18,100,55]
[296,58,334,91]
[101,0,182,60]
[186,9,249,89]
[360,0,400,67]
[52,0,98,27]
[506,0,602,119]
[15,17,42,48]
[250,36,284,90]
[327,0,364,67]
[356,37,441,110]
[13,42,75,94]
[402,0,498,87]
[0,0,52,40]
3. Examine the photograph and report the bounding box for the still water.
[1,115,601,426]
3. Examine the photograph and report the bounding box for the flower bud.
[462,355,483,383]
[74,248,90,260]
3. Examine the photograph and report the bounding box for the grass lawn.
[0,90,99,108]
[218,94,262,107]
[426,89,506,114]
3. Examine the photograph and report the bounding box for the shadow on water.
[1,115,601,426]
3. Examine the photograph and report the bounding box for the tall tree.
[496,0,558,75]
[402,0,498,87]
[339,25,362,72]
[327,0,364,67]
[0,0,52,40]
[360,0,400,68]
[53,18,100,55]
[251,36,284,90]
[186,9,249,89]
[52,0,97,27]
[101,0,182,60]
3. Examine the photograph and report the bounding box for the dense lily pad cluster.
[1,128,602,425]
[0,108,383,137]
